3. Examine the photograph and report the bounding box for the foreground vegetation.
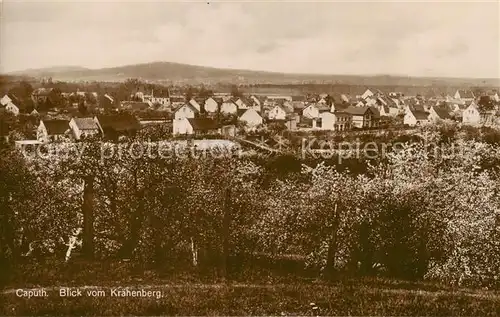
[2,258,500,316]
[1,122,500,314]
[3,282,499,316]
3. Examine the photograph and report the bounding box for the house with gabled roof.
[234,97,251,110]
[174,103,198,120]
[487,91,500,102]
[454,89,475,101]
[220,100,238,115]
[250,95,262,107]
[361,89,374,100]
[0,94,20,116]
[150,90,170,106]
[428,106,452,122]
[345,106,380,128]
[37,119,70,143]
[267,104,287,120]
[462,102,497,126]
[204,97,220,114]
[404,107,429,126]
[302,104,320,119]
[31,88,57,107]
[100,93,115,109]
[238,108,263,129]
[170,95,185,107]
[69,117,100,140]
[173,117,219,135]
[94,113,141,140]
[188,98,202,112]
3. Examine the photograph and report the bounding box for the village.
[1,80,499,147]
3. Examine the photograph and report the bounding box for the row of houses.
[404,101,500,127]
[36,113,141,143]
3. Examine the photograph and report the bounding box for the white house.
[317,112,336,130]
[3,102,19,116]
[221,100,238,114]
[0,95,12,106]
[174,104,197,120]
[461,102,496,126]
[317,97,327,105]
[361,89,374,100]
[69,117,100,140]
[235,98,249,109]
[267,105,287,120]
[173,118,219,135]
[488,92,500,102]
[172,118,193,135]
[188,98,201,112]
[37,119,70,143]
[345,106,380,128]
[404,108,429,126]
[151,95,170,106]
[1,94,20,116]
[367,98,378,106]
[204,97,219,113]
[250,95,262,108]
[238,108,263,128]
[302,104,320,119]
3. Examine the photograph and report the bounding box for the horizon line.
[4,60,500,81]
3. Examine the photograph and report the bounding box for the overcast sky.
[1,0,499,78]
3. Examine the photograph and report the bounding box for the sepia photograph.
[0,0,499,315]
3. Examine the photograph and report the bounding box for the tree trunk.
[82,177,95,259]
[324,203,339,278]
[222,187,231,280]
[119,172,144,258]
[191,237,198,266]
[121,188,144,258]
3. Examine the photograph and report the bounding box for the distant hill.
[7,61,500,88]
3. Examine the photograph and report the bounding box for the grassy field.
[1,259,500,316]
[2,280,500,316]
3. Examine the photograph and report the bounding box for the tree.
[185,86,196,101]
[478,95,495,111]
[230,85,242,98]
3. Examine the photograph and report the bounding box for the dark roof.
[333,103,349,112]
[345,105,380,118]
[457,90,475,99]
[121,101,150,110]
[345,106,370,115]
[96,113,141,132]
[237,109,249,117]
[5,93,21,105]
[411,110,429,120]
[43,119,69,135]
[72,117,99,130]
[212,97,224,104]
[187,118,219,131]
[291,95,306,102]
[170,96,185,103]
[411,104,426,113]
[432,106,451,120]
[317,104,331,112]
[369,106,381,118]
[293,103,306,111]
